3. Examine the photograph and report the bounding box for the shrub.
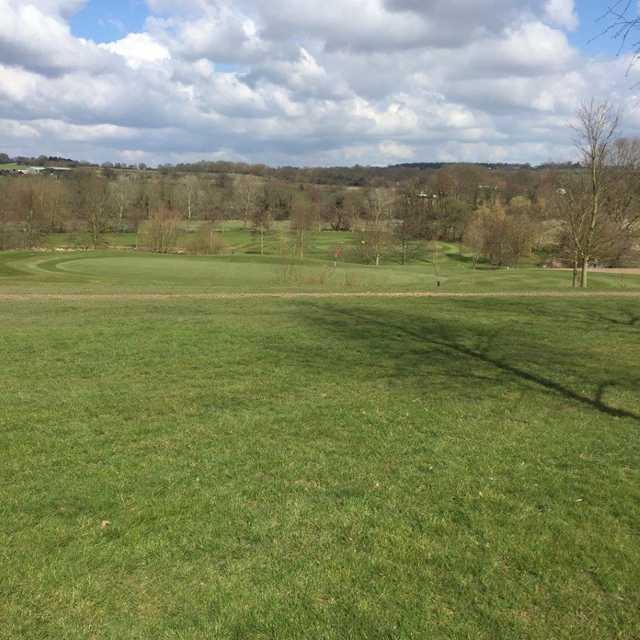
[183,224,228,255]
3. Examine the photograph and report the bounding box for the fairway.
[1,291,639,639]
[2,249,640,295]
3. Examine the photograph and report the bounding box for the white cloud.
[0,0,637,165]
[379,140,415,159]
[100,33,171,69]
[544,0,578,31]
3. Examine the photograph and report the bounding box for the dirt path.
[1,291,640,301]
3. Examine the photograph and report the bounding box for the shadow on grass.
[589,311,640,328]
[297,301,640,422]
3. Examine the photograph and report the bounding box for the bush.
[137,209,181,253]
[183,224,228,255]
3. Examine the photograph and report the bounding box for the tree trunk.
[401,239,406,265]
[375,253,380,267]
[260,227,264,256]
[580,256,589,289]
[572,253,578,288]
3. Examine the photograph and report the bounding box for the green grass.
[1,295,639,638]
[2,244,640,295]
[2,240,640,637]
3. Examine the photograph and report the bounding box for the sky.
[1,0,640,167]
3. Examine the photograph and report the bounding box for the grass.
[2,243,640,295]
[1,295,639,639]
[1,239,640,638]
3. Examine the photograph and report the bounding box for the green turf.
[2,246,640,295]
[1,296,639,639]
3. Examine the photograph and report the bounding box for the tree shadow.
[588,311,640,328]
[295,301,640,422]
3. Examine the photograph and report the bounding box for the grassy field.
[1,245,639,638]
[2,243,640,295]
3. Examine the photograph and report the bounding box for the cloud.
[100,33,171,69]
[544,0,578,31]
[0,0,118,76]
[0,0,638,165]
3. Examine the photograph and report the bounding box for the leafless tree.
[361,188,393,266]
[290,186,319,259]
[600,2,640,60]
[178,175,201,221]
[137,208,181,253]
[71,170,114,248]
[560,100,621,288]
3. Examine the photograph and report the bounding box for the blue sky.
[2,0,640,166]
[568,1,625,56]
[70,0,149,43]
[69,1,625,56]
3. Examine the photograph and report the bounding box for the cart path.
[1,291,640,301]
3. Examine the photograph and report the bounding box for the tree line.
[1,101,638,285]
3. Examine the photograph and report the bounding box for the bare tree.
[71,170,114,248]
[601,2,640,60]
[178,175,201,221]
[560,100,620,288]
[290,186,319,259]
[361,188,393,266]
[463,200,539,269]
[251,184,275,255]
[110,176,134,231]
[235,176,258,228]
[393,183,429,265]
[137,208,181,253]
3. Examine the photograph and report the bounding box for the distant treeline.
[2,151,583,188]
[157,160,583,187]
[0,155,637,269]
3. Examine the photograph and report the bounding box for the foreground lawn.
[1,296,639,639]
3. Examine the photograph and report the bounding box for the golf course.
[1,237,639,639]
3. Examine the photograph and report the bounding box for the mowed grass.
[1,295,639,639]
[2,248,640,294]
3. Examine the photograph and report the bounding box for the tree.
[360,189,393,266]
[137,208,181,253]
[463,201,539,268]
[251,184,275,255]
[555,100,620,287]
[393,184,428,265]
[178,175,201,221]
[110,176,135,231]
[71,171,114,248]
[463,210,486,268]
[235,176,258,228]
[601,2,640,58]
[323,189,355,231]
[290,186,319,259]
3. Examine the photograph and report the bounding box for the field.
[1,242,640,638]
[3,226,640,295]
